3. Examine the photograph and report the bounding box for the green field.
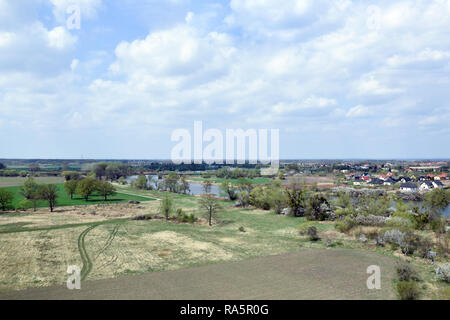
[1,184,154,209]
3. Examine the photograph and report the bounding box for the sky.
[0,0,449,160]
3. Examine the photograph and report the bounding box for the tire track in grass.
[95,224,120,260]
[78,224,99,281]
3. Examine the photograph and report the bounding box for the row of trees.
[92,162,134,181]
[63,163,134,182]
[0,177,117,213]
[64,177,116,201]
[210,167,261,179]
[0,178,59,212]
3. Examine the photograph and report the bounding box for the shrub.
[382,229,405,246]
[386,217,414,232]
[132,214,152,221]
[435,264,450,283]
[307,226,320,241]
[411,209,430,230]
[396,262,418,281]
[354,214,386,227]
[160,194,173,220]
[305,194,333,221]
[335,216,356,233]
[177,211,197,224]
[178,212,188,223]
[400,233,420,255]
[396,281,420,300]
[239,226,246,232]
[417,237,434,258]
[16,199,32,211]
[431,217,446,234]
[249,186,271,210]
[325,238,334,247]
[299,221,318,235]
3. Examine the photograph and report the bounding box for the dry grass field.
[0,249,397,300]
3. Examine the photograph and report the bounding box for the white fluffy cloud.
[47,26,77,49]
[2,0,450,158]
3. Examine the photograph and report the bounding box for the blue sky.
[1,0,449,159]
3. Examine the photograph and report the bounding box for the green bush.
[386,217,415,232]
[334,216,355,233]
[177,211,197,224]
[238,226,246,232]
[412,208,430,230]
[396,262,418,281]
[305,194,333,221]
[16,199,32,211]
[401,233,421,255]
[431,217,446,234]
[299,221,318,235]
[396,281,420,300]
[307,226,320,241]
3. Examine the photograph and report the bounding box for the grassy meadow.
[1,183,154,209]
[0,183,447,299]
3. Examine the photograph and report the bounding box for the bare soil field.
[0,249,397,300]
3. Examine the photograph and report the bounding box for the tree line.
[0,176,117,212]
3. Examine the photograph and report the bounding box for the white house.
[400,182,419,192]
[419,181,434,190]
[432,181,444,189]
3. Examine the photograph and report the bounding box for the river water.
[125,175,221,197]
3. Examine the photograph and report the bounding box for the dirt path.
[0,249,397,300]
[112,184,161,201]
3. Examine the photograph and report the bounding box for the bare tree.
[199,194,222,226]
[202,180,212,194]
[160,194,173,220]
